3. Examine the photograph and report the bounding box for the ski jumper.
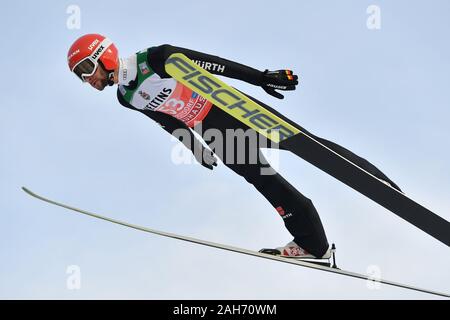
[116,45,399,257]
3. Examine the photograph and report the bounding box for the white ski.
[22,187,449,298]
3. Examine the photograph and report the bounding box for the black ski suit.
[117,44,400,257]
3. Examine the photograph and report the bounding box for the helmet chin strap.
[107,71,115,86]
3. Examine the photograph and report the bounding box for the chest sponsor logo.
[139,62,150,75]
[138,90,151,100]
[144,88,173,110]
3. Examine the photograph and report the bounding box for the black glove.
[260,69,299,99]
[193,145,218,170]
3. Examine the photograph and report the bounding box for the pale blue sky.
[1,0,449,299]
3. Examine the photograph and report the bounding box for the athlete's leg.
[199,107,329,257]
[229,152,329,257]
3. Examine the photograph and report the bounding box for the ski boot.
[259,241,339,269]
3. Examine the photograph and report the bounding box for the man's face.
[85,64,109,91]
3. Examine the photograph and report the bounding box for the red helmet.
[67,34,118,82]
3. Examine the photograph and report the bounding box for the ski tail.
[281,134,450,247]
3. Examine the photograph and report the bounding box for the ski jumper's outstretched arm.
[147,44,299,99]
[117,44,299,170]
[131,44,298,169]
